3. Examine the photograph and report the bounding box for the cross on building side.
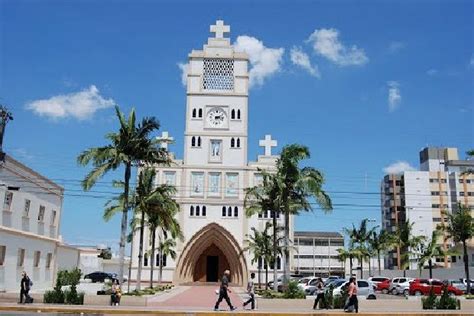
[210,20,230,39]
[157,131,174,150]
[259,134,277,156]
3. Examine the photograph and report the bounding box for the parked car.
[394,278,414,295]
[460,278,474,293]
[445,279,467,293]
[376,279,391,294]
[368,277,390,288]
[332,279,377,300]
[409,279,464,296]
[297,277,317,295]
[325,276,341,285]
[84,271,114,283]
[388,277,413,295]
[268,275,302,292]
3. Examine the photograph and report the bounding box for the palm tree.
[394,221,426,275]
[78,106,170,284]
[145,187,182,288]
[274,144,332,284]
[463,150,474,175]
[417,230,450,279]
[154,238,177,286]
[368,229,396,275]
[336,248,356,277]
[245,171,282,291]
[344,219,376,279]
[438,204,474,294]
[243,222,283,289]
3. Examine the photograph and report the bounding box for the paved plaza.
[1,285,474,315]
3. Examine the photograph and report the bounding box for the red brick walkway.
[151,285,244,310]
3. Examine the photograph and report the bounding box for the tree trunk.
[349,255,353,277]
[377,250,381,275]
[150,228,156,288]
[463,240,471,295]
[118,163,131,285]
[272,213,278,291]
[265,266,269,290]
[159,247,164,284]
[127,230,134,293]
[360,257,364,279]
[136,204,146,291]
[258,266,261,289]
[368,256,372,277]
[283,210,290,286]
[428,259,433,279]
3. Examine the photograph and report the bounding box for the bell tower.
[183,20,249,167]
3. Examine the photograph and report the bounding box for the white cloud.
[290,46,320,78]
[234,35,284,87]
[26,85,115,120]
[306,28,368,66]
[388,41,406,53]
[177,62,189,86]
[426,69,438,76]
[387,81,401,112]
[383,161,416,174]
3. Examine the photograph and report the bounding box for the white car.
[297,277,317,294]
[332,279,377,300]
[394,278,414,295]
[389,277,413,295]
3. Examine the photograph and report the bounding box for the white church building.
[130,20,294,286]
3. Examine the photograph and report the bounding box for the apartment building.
[293,231,345,277]
[381,147,474,270]
[0,155,64,292]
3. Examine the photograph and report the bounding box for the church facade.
[130,20,294,286]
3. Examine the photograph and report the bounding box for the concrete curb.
[0,304,473,315]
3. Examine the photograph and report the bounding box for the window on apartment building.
[433,218,442,222]
[432,204,440,208]
[24,199,31,217]
[34,251,41,268]
[429,179,439,183]
[451,256,457,263]
[0,245,6,266]
[431,191,440,196]
[17,248,25,267]
[51,210,57,226]
[46,253,52,269]
[144,254,148,267]
[38,205,45,221]
[460,192,465,196]
[468,192,474,196]
[3,191,13,211]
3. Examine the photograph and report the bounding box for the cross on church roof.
[210,20,230,39]
[259,135,277,156]
[157,131,174,150]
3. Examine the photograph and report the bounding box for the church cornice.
[186,92,248,97]
[184,132,247,137]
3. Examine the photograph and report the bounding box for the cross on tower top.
[157,131,174,150]
[259,135,277,156]
[210,20,230,39]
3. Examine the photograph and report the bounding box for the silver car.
[332,279,377,300]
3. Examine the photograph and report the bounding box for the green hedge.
[422,286,460,310]
[44,269,84,305]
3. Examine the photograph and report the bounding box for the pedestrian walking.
[313,277,326,309]
[110,279,122,306]
[19,271,32,304]
[214,270,236,311]
[243,272,256,310]
[344,277,358,313]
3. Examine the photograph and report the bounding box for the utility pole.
[0,105,13,161]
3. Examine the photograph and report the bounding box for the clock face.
[207,108,226,127]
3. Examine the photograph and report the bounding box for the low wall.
[83,294,147,306]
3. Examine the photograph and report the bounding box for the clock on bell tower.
[183,20,249,167]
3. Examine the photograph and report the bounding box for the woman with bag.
[344,277,358,313]
[313,278,326,309]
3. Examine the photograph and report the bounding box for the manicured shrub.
[282,280,305,299]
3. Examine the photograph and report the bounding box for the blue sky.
[1,0,473,250]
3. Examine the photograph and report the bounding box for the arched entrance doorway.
[174,223,248,286]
